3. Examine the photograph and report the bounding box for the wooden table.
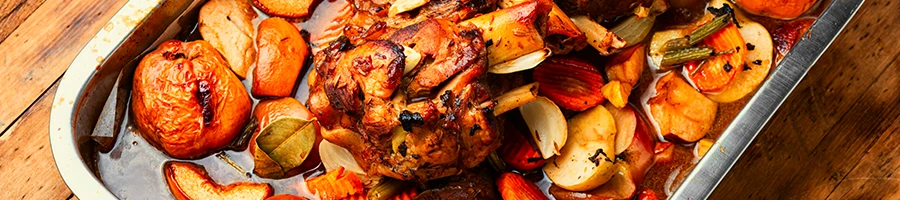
[0,0,896,199]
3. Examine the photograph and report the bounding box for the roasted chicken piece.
[353,0,498,27]
[557,0,649,21]
[308,19,501,181]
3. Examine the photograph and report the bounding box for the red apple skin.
[618,105,655,184]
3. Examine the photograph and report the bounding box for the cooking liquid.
[96,0,828,199]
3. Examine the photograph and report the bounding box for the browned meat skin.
[309,19,500,182]
[555,0,649,20]
[389,19,486,98]
[339,0,497,43]
[353,0,497,26]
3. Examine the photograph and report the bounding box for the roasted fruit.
[607,104,654,183]
[266,195,308,200]
[549,163,637,200]
[605,44,646,87]
[198,0,257,79]
[648,73,717,143]
[132,40,252,159]
[250,97,321,178]
[707,20,774,102]
[684,23,748,93]
[498,128,546,171]
[497,172,549,200]
[695,138,715,158]
[253,17,310,98]
[165,161,273,200]
[545,105,618,191]
[533,57,606,111]
[773,18,815,63]
[653,142,675,164]
[734,0,817,19]
[636,188,659,200]
[253,0,315,18]
[306,167,365,200]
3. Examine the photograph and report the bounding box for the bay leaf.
[255,117,317,176]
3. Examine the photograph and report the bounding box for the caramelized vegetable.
[707,21,774,102]
[306,167,365,200]
[498,128,546,171]
[368,179,414,200]
[684,23,748,92]
[497,172,549,200]
[571,16,626,55]
[533,57,606,111]
[734,0,817,19]
[520,97,568,159]
[165,161,273,200]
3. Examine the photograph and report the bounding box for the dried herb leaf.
[253,117,317,178]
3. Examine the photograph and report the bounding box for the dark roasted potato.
[132,40,252,159]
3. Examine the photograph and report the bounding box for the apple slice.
[165,161,273,200]
[648,73,718,143]
[549,163,637,200]
[606,103,655,183]
[544,105,617,191]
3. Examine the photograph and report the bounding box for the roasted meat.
[353,0,497,27]
[308,19,501,181]
[556,0,649,21]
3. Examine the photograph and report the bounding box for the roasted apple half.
[132,40,252,159]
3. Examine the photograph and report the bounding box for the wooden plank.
[709,0,900,198]
[0,0,47,43]
[827,113,900,199]
[0,82,73,200]
[0,0,127,136]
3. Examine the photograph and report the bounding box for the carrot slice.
[684,23,747,92]
[306,167,364,200]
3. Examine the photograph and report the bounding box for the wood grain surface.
[0,0,897,199]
